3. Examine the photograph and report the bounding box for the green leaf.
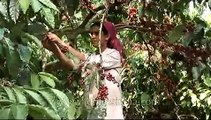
[0,100,14,106]
[199,90,210,100]
[140,93,151,111]
[39,73,56,88]
[24,89,48,106]
[31,73,40,89]
[12,87,27,104]
[31,0,42,13]
[192,67,200,80]
[27,23,48,39]
[17,44,32,63]
[205,29,211,37]
[168,25,184,43]
[204,76,211,87]
[22,33,42,48]
[40,7,55,28]
[65,0,79,16]
[0,28,4,40]
[182,32,193,47]
[38,89,57,112]
[3,87,16,102]
[0,107,12,119]
[6,49,22,77]
[9,0,20,22]
[18,0,31,14]
[39,72,60,83]
[193,24,204,41]
[11,104,28,119]
[4,38,22,77]
[28,104,60,119]
[50,88,70,117]
[67,102,76,119]
[0,1,8,17]
[0,43,3,57]
[38,0,59,11]
[38,88,69,118]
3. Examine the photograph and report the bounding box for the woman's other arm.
[42,38,74,70]
[47,32,86,61]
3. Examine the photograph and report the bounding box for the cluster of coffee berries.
[95,84,108,100]
[80,0,93,9]
[79,78,85,87]
[66,74,73,86]
[183,22,194,33]
[101,73,119,86]
[128,7,138,25]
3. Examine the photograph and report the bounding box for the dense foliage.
[0,0,211,119]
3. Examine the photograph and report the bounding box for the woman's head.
[90,21,124,58]
[90,22,110,49]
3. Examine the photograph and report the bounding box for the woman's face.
[89,26,109,48]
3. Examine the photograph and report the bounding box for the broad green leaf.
[6,49,22,77]
[0,100,14,106]
[67,102,76,119]
[38,88,70,118]
[190,92,198,106]
[18,0,31,14]
[28,104,60,119]
[38,89,57,112]
[0,43,3,57]
[0,1,7,17]
[17,44,32,63]
[31,0,42,13]
[0,28,4,40]
[31,73,40,89]
[39,72,60,83]
[209,0,211,9]
[50,88,70,117]
[192,67,199,80]
[25,89,47,106]
[206,96,211,106]
[22,33,42,48]
[11,104,28,119]
[181,32,193,47]
[38,0,59,11]
[193,24,204,41]
[9,0,20,22]
[40,7,55,28]
[205,29,211,37]
[199,90,210,100]
[27,23,48,40]
[74,105,82,119]
[140,93,151,111]
[0,107,12,119]
[65,0,79,16]
[168,25,184,43]
[39,73,56,88]
[12,87,27,104]
[204,77,211,87]
[4,38,22,77]
[3,87,16,102]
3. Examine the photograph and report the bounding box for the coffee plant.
[0,0,211,119]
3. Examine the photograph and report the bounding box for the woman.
[42,20,124,119]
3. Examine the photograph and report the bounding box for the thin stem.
[98,1,110,54]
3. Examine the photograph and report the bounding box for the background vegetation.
[0,0,211,119]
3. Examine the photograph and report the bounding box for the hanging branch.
[98,1,110,54]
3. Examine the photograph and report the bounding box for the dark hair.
[91,21,125,60]
[90,22,108,35]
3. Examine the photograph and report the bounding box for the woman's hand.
[47,32,64,45]
[42,36,59,52]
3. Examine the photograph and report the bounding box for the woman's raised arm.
[46,32,86,61]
